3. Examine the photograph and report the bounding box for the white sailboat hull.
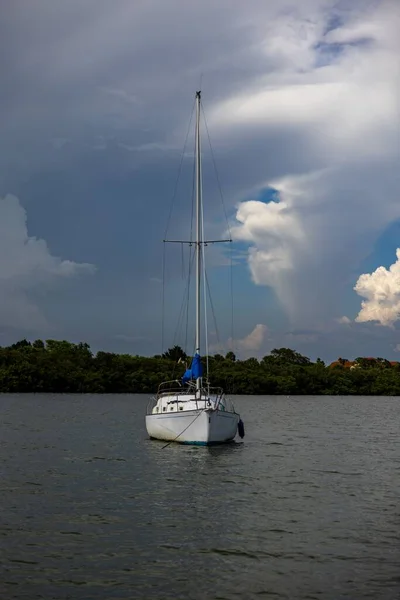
[146,408,239,445]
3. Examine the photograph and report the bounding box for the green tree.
[225,351,236,362]
[213,353,225,362]
[162,345,187,361]
[1,338,399,396]
[269,348,311,366]
[32,339,45,350]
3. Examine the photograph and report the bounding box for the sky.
[1,0,399,362]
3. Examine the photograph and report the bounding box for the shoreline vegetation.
[1,340,400,395]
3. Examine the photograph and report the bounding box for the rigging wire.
[204,269,223,354]
[201,101,232,239]
[184,132,197,355]
[183,244,194,355]
[200,172,210,382]
[173,251,196,349]
[229,240,235,355]
[163,98,196,240]
[201,100,235,352]
[167,250,196,382]
[161,98,196,355]
[161,245,166,355]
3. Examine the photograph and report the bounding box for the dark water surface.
[1,394,399,599]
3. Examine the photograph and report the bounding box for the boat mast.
[195,90,202,394]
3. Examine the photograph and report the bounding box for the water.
[1,394,399,599]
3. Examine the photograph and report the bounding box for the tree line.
[0,339,400,395]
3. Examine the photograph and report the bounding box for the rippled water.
[1,394,400,599]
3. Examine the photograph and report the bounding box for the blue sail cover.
[182,353,203,383]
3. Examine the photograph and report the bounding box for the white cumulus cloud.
[232,197,304,284]
[354,249,400,327]
[337,316,351,325]
[223,0,400,328]
[237,323,268,353]
[0,194,95,331]
[209,323,269,358]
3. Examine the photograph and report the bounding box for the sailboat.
[145,91,244,445]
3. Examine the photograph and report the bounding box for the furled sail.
[182,353,203,383]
